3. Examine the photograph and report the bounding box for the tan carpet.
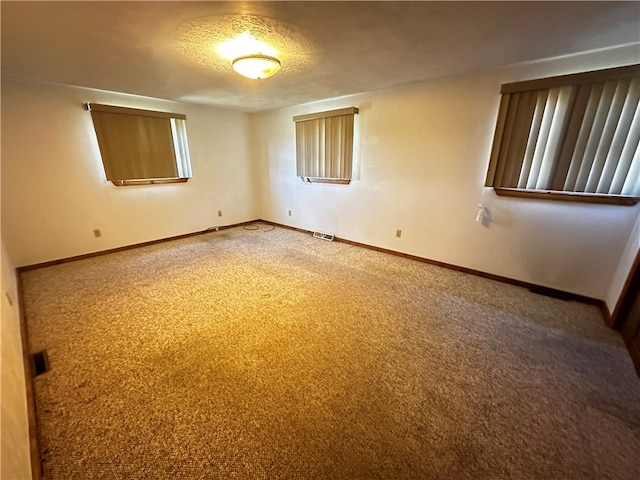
[22,224,640,479]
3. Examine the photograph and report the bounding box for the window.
[294,107,358,184]
[485,65,640,205]
[88,103,192,186]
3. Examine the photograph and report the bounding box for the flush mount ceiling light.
[232,54,281,80]
[173,14,315,75]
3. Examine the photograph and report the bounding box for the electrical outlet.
[395,229,402,238]
[93,229,102,238]
[288,210,292,216]
[217,210,222,217]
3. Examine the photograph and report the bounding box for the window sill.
[494,188,639,206]
[301,177,351,185]
[111,178,189,187]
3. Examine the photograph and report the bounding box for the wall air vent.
[313,231,334,241]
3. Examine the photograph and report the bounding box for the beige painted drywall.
[607,213,640,314]
[1,239,32,480]
[2,79,257,267]
[251,44,640,301]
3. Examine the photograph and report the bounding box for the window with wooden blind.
[485,65,640,205]
[294,107,358,184]
[88,103,192,186]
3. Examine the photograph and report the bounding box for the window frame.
[87,103,192,187]
[485,64,640,206]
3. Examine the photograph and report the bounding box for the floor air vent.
[529,286,572,301]
[313,231,334,241]
[31,350,50,377]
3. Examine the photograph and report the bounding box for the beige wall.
[251,44,640,301]
[607,214,640,314]
[2,79,258,267]
[1,239,32,480]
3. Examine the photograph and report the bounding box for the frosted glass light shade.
[232,54,281,79]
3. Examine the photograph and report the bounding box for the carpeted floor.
[22,224,640,479]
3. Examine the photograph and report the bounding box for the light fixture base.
[232,54,281,80]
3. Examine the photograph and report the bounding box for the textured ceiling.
[2,1,639,112]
